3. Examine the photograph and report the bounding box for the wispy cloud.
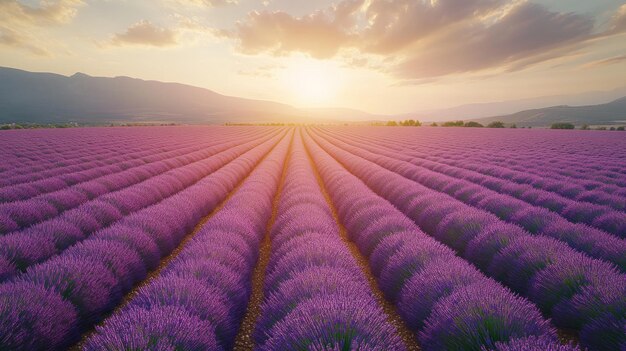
[219,0,626,82]
[581,54,626,69]
[108,21,178,47]
[0,0,84,55]
[167,0,238,7]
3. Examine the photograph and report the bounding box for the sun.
[281,59,342,106]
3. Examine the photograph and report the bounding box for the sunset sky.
[1,0,626,114]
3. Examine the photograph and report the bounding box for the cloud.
[609,4,626,34]
[221,9,356,59]
[221,0,625,81]
[0,0,83,24]
[0,28,50,56]
[0,0,83,55]
[109,21,178,47]
[170,0,238,7]
[392,2,594,79]
[581,54,626,69]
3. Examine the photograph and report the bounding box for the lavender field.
[0,126,624,351]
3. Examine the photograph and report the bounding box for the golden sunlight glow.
[280,59,343,107]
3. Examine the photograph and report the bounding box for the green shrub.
[550,123,575,129]
[400,119,421,126]
[487,121,505,128]
[443,120,464,127]
[464,121,484,128]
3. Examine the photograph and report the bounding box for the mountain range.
[475,98,626,127]
[0,66,624,127]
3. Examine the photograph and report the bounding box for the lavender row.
[84,130,292,350]
[0,130,282,282]
[0,128,275,233]
[0,126,252,180]
[0,130,285,351]
[324,128,626,213]
[255,132,405,350]
[314,130,626,268]
[0,127,241,185]
[0,127,266,202]
[302,130,574,351]
[0,128,168,174]
[318,128,625,235]
[309,130,625,351]
[332,127,626,193]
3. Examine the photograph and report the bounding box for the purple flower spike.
[592,212,626,238]
[260,294,406,351]
[419,281,556,351]
[464,222,527,271]
[489,237,567,294]
[0,256,16,281]
[0,213,19,234]
[486,335,581,351]
[131,276,236,349]
[165,258,249,312]
[435,209,499,253]
[398,258,483,331]
[67,239,147,292]
[84,306,223,351]
[21,256,120,323]
[97,225,161,270]
[0,281,79,351]
[255,266,368,345]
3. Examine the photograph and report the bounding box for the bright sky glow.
[1,0,625,114]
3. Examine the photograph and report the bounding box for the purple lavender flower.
[0,281,78,351]
[260,294,406,351]
[486,335,581,351]
[130,276,237,349]
[0,213,18,234]
[165,258,249,315]
[96,225,161,270]
[435,209,499,253]
[84,306,223,351]
[398,257,483,331]
[528,253,625,330]
[419,281,556,351]
[489,236,567,294]
[0,256,16,281]
[255,267,368,345]
[464,222,528,271]
[60,209,101,234]
[20,255,120,323]
[592,212,626,238]
[0,230,57,271]
[66,239,146,292]
[510,207,561,234]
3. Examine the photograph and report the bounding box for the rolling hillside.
[0,67,303,124]
[476,97,626,127]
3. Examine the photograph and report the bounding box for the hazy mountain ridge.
[0,66,624,126]
[0,67,304,124]
[409,87,626,122]
[475,97,626,127]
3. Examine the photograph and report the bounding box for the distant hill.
[2,66,625,126]
[475,97,626,127]
[0,67,306,124]
[409,86,626,122]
